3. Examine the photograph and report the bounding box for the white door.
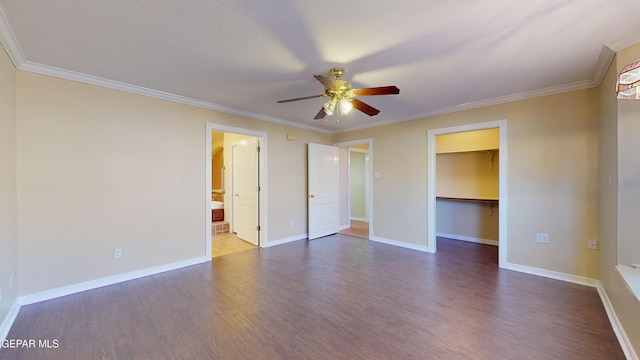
[232,139,259,245]
[308,143,340,239]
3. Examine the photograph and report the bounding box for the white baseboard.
[19,256,210,306]
[0,300,21,342]
[350,217,368,222]
[503,262,599,287]
[436,232,498,246]
[504,262,636,360]
[262,234,307,247]
[370,236,430,253]
[339,224,351,231]
[594,281,638,360]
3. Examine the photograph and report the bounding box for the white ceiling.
[0,1,639,133]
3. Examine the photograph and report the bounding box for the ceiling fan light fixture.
[323,97,337,116]
[617,58,640,99]
[337,98,353,116]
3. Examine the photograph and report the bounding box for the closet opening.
[427,120,507,267]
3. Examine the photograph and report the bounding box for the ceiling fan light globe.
[337,99,353,116]
[323,98,336,116]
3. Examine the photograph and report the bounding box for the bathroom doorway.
[206,123,266,258]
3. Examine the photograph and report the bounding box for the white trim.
[12,61,596,137]
[370,236,429,253]
[334,81,594,134]
[350,216,368,222]
[205,124,213,259]
[503,262,598,287]
[19,61,332,134]
[427,120,508,268]
[19,256,209,306]
[0,6,24,67]
[0,300,21,342]
[591,46,616,87]
[436,232,498,247]
[504,262,637,360]
[333,138,373,240]
[262,234,307,247]
[595,281,638,360]
[608,32,640,53]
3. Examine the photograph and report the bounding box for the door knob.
[309,194,315,198]
[235,194,239,197]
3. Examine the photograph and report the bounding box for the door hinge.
[257,225,261,231]
[257,186,261,192]
[257,146,261,152]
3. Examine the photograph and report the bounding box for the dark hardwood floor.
[0,236,625,359]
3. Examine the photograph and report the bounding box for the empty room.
[1,1,640,359]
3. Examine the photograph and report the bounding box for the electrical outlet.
[113,248,122,259]
[588,239,598,250]
[536,233,550,244]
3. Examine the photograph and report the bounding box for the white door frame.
[205,123,267,258]
[427,120,507,267]
[334,138,373,240]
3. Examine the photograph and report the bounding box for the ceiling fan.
[277,67,400,121]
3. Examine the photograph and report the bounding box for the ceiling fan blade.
[352,99,380,116]
[314,74,335,89]
[277,94,326,103]
[314,107,327,120]
[352,86,400,96]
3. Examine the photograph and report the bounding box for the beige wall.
[599,44,640,353]
[436,200,499,242]
[436,151,499,199]
[15,71,330,295]
[0,45,18,322]
[333,89,600,278]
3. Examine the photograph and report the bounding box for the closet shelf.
[436,196,498,204]
[436,148,498,155]
[437,197,498,216]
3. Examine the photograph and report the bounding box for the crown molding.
[591,45,616,87]
[0,11,331,134]
[19,61,332,134]
[0,5,24,67]
[0,7,622,136]
[608,31,640,52]
[12,59,604,137]
[335,79,596,134]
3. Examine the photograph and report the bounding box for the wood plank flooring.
[338,220,369,239]
[0,236,625,360]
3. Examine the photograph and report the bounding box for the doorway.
[205,123,267,259]
[335,139,373,240]
[427,120,507,267]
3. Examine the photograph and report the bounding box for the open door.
[308,143,339,239]
[232,139,259,245]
